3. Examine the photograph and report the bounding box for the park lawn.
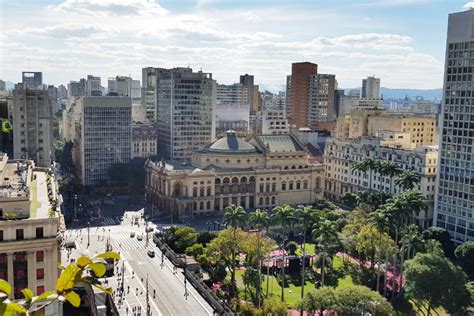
[30,179,41,218]
[231,254,354,308]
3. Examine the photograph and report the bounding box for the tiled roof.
[257,135,305,153]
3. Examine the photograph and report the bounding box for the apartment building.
[12,84,52,167]
[0,153,63,298]
[261,108,289,135]
[361,76,381,99]
[132,124,157,159]
[324,138,438,228]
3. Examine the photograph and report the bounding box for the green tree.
[455,241,474,280]
[352,157,381,192]
[312,219,340,285]
[341,192,357,209]
[271,204,297,230]
[334,285,394,315]
[404,252,471,315]
[172,226,197,253]
[378,160,402,194]
[185,243,204,258]
[223,204,248,229]
[297,286,337,316]
[422,227,455,258]
[262,298,288,316]
[395,170,421,191]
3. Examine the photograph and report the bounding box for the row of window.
[0,227,43,242]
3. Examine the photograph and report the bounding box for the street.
[62,210,214,316]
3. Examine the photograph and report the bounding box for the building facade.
[361,76,381,99]
[132,124,157,159]
[288,62,318,128]
[12,84,52,167]
[435,9,474,242]
[0,153,63,298]
[156,68,216,161]
[145,132,324,221]
[261,108,289,135]
[240,74,254,112]
[324,138,438,228]
[308,73,336,127]
[22,72,43,89]
[74,97,132,186]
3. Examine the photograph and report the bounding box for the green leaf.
[92,284,113,295]
[32,291,56,304]
[0,301,27,314]
[64,291,81,307]
[21,288,34,303]
[0,279,11,295]
[56,264,81,294]
[76,256,92,269]
[96,252,120,260]
[89,263,106,278]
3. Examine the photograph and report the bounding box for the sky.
[0,0,472,91]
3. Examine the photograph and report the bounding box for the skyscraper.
[156,67,216,160]
[86,75,101,96]
[288,62,318,128]
[361,76,381,99]
[240,74,255,112]
[12,83,52,167]
[308,73,336,126]
[434,8,474,242]
[22,72,43,89]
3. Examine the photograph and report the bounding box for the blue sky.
[0,0,472,90]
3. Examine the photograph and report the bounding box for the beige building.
[132,124,157,159]
[145,131,324,221]
[336,109,437,149]
[261,109,289,135]
[0,153,63,298]
[324,138,438,228]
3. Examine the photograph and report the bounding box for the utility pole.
[146,274,150,316]
[87,222,90,248]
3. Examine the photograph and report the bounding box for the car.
[130,232,135,238]
[137,234,143,241]
[147,250,155,257]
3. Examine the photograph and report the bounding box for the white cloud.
[7,24,115,39]
[53,0,168,16]
[356,0,432,8]
[464,2,474,9]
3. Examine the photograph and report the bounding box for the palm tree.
[271,204,296,302]
[395,170,421,191]
[248,209,270,308]
[399,224,424,293]
[312,220,339,286]
[294,205,318,308]
[352,160,370,190]
[391,190,428,226]
[379,161,402,194]
[352,158,382,192]
[223,204,248,296]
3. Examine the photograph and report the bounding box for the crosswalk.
[111,231,153,251]
[101,217,122,226]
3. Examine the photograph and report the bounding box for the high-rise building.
[0,79,6,91]
[334,89,345,118]
[57,85,68,100]
[308,73,336,127]
[0,153,63,298]
[67,79,86,98]
[361,76,381,99]
[216,83,244,105]
[156,67,216,160]
[74,97,131,186]
[240,74,255,112]
[86,75,101,96]
[108,76,141,99]
[22,72,43,89]
[12,84,52,167]
[435,9,474,242]
[288,62,318,128]
[132,124,158,159]
[261,108,289,135]
[141,67,166,123]
[47,85,60,114]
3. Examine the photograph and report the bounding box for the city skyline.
[1,0,472,90]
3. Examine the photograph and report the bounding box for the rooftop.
[202,130,259,154]
[257,134,305,153]
[0,156,30,199]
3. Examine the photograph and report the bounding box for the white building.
[156,68,216,160]
[132,124,157,159]
[74,97,132,186]
[0,153,63,298]
[324,137,438,228]
[261,108,289,135]
[85,75,101,96]
[361,76,381,99]
[108,76,141,99]
[12,84,52,167]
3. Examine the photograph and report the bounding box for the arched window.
[200,201,204,210]
[241,177,247,183]
[259,197,263,205]
[232,177,239,184]
[200,187,204,196]
[303,180,308,189]
[192,187,197,197]
[281,182,287,190]
[296,181,301,190]
[193,202,197,211]
[316,177,321,189]
[271,196,276,205]
[215,178,221,185]
[289,181,294,190]
[265,197,270,205]
[207,201,211,209]
[174,182,182,197]
[207,186,211,196]
[249,176,256,183]
[223,177,230,184]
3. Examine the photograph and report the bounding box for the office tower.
[0,153,62,298]
[0,79,6,91]
[68,79,86,98]
[240,74,255,112]
[12,84,52,167]
[141,67,163,122]
[156,67,216,160]
[47,85,60,114]
[86,75,101,96]
[216,83,244,105]
[288,62,318,128]
[272,92,286,109]
[108,76,141,98]
[435,9,474,242]
[361,76,381,99]
[308,73,336,126]
[334,89,345,117]
[75,97,131,186]
[57,84,68,99]
[22,72,43,89]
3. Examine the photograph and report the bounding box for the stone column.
[7,252,14,294]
